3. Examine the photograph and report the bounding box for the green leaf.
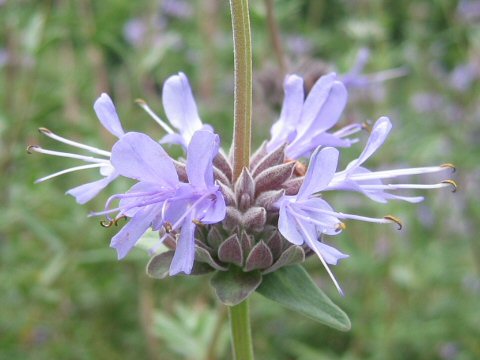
[256,265,351,331]
[210,268,262,306]
[146,251,175,279]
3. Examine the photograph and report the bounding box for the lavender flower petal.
[110,206,161,259]
[111,132,178,186]
[163,72,203,145]
[66,171,118,205]
[186,130,219,188]
[268,75,304,150]
[297,147,339,200]
[169,214,195,275]
[94,93,125,138]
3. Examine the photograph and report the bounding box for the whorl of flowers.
[28,72,456,294]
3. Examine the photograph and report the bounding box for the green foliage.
[257,265,351,331]
[1,0,479,359]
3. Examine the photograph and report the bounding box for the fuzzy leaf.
[262,246,305,274]
[223,207,242,231]
[241,206,267,232]
[245,241,273,271]
[266,231,284,260]
[255,189,285,210]
[146,251,175,279]
[255,162,295,195]
[213,150,233,182]
[249,141,268,170]
[234,168,255,207]
[211,267,262,306]
[207,226,224,250]
[252,143,286,177]
[218,234,243,266]
[195,246,227,271]
[257,265,351,331]
[239,230,253,257]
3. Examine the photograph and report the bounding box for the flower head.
[276,117,456,294]
[267,73,360,159]
[28,93,124,204]
[97,130,226,275]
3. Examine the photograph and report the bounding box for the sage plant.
[27,1,456,358]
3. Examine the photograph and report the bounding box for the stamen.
[26,145,108,164]
[114,216,127,226]
[192,219,205,227]
[441,163,456,173]
[38,127,111,157]
[345,166,452,181]
[336,222,346,231]
[135,98,175,134]
[293,215,344,296]
[384,215,403,230]
[34,163,104,183]
[441,180,457,193]
[361,121,373,133]
[163,221,174,233]
[100,219,114,228]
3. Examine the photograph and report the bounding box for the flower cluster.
[29,72,456,294]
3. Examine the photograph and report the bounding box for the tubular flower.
[341,48,408,89]
[136,72,213,149]
[325,117,457,202]
[267,72,361,159]
[96,130,226,275]
[28,93,125,204]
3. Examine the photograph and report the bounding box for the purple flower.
[277,118,455,293]
[137,72,212,149]
[267,73,361,159]
[28,94,125,204]
[326,117,456,202]
[97,130,226,275]
[341,48,408,89]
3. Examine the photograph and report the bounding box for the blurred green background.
[1,0,479,359]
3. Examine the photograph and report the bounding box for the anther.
[384,215,403,230]
[26,145,38,154]
[164,221,173,233]
[100,219,114,228]
[38,127,52,134]
[440,163,456,173]
[114,216,127,226]
[134,98,147,105]
[361,121,373,133]
[192,219,204,227]
[335,222,346,231]
[441,180,457,192]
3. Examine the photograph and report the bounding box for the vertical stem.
[229,0,252,180]
[228,300,254,360]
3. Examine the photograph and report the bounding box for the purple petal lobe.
[169,214,195,275]
[66,171,118,204]
[348,116,391,169]
[186,130,219,188]
[111,132,178,186]
[268,75,304,151]
[278,204,304,246]
[94,93,125,138]
[297,147,339,200]
[110,206,158,259]
[197,191,226,223]
[162,72,203,143]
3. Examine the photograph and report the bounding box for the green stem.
[228,300,254,360]
[229,0,252,180]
